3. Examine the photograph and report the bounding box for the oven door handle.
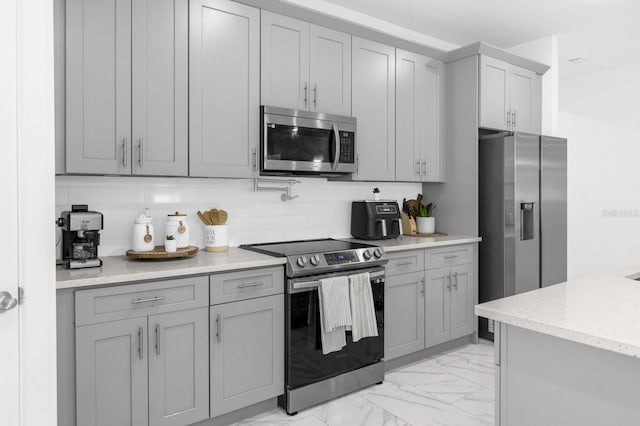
[292,269,385,291]
[331,123,340,171]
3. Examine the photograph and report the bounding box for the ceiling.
[318,0,640,76]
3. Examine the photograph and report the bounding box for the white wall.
[508,35,559,136]
[559,61,640,278]
[56,176,420,257]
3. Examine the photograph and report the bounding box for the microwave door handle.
[331,123,340,171]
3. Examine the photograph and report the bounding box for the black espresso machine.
[351,200,402,240]
[57,204,103,269]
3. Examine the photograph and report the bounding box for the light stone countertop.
[475,266,640,358]
[56,247,285,290]
[345,235,482,252]
[56,236,480,290]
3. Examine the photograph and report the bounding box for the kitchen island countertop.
[345,235,481,252]
[476,266,640,358]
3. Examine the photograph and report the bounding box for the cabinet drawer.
[425,245,473,269]
[210,266,284,305]
[75,276,209,326]
[385,250,425,276]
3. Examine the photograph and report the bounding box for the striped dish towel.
[318,276,352,354]
[349,272,378,342]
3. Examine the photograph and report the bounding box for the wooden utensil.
[209,209,219,226]
[218,210,228,225]
[197,211,210,225]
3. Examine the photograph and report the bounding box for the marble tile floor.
[232,340,495,426]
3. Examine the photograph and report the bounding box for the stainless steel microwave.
[261,106,357,176]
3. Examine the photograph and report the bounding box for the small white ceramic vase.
[164,238,177,253]
[416,217,435,234]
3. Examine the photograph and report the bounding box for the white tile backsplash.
[56,176,421,257]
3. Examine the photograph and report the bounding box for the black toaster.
[351,201,402,240]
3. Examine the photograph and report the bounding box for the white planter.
[416,217,435,234]
[164,239,177,253]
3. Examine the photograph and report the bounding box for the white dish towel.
[349,272,379,342]
[318,276,352,354]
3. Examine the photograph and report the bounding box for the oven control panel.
[324,251,359,265]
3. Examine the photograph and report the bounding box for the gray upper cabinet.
[189,0,260,178]
[384,272,426,360]
[479,55,541,134]
[352,37,396,181]
[210,294,284,417]
[261,11,351,116]
[76,317,149,426]
[149,308,209,426]
[66,0,188,176]
[131,0,188,176]
[66,0,131,175]
[396,49,445,182]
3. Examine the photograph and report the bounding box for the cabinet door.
[309,25,351,116]
[384,272,425,360]
[190,0,260,178]
[509,66,542,134]
[479,55,510,131]
[131,0,188,176]
[352,37,395,181]
[210,294,284,417]
[261,11,310,110]
[396,50,445,182]
[66,0,131,174]
[149,308,209,426]
[425,266,451,348]
[450,263,475,339]
[76,318,148,426]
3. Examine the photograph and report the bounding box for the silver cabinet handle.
[506,111,511,128]
[444,255,458,260]
[446,273,452,290]
[415,161,421,176]
[304,82,308,108]
[122,138,128,167]
[238,281,264,289]
[422,160,427,177]
[512,111,516,128]
[216,314,221,343]
[420,278,425,296]
[396,261,413,266]
[453,272,458,289]
[138,326,143,360]
[155,323,160,356]
[0,291,18,313]
[356,155,359,175]
[131,296,165,304]
[252,148,257,170]
[313,84,318,108]
[137,138,143,167]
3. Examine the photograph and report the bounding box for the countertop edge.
[475,305,640,359]
[346,235,482,252]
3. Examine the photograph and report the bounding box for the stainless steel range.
[240,238,387,415]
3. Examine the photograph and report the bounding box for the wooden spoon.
[218,210,228,225]
[197,211,210,225]
[209,209,219,226]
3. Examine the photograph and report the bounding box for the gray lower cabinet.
[149,308,209,426]
[210,294,284,417]
[76,317,149,426]
[384,272,425,359]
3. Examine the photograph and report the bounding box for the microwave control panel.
[339,131,355,163]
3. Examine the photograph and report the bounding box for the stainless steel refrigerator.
[478,132,567,339]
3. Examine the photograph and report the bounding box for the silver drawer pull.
[444,255,458,260]
[131,296,165,304]
[396,261,413,266]
[238,281,264,289]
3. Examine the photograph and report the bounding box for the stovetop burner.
[240,238,387,277]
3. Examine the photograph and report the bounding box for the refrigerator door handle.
[520,202,535,240]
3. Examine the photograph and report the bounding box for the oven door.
[262,107,356,175]
[285,267,384,390]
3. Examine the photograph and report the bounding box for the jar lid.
[167,211,187,217]
[135,213,153,224]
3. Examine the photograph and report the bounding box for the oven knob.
[373,248,384,259]
[296,256,307,267]
[309,255,320,266]
[362,250,372,260]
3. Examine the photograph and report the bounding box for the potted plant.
[416,202,436,234]
[165,234,177,253]
[372,187,381,200]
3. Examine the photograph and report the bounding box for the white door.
[0,0,20,422]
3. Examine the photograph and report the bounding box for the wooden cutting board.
[411,232,448,238]
[126,245,198,259]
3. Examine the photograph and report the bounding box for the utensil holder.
[204,225,228,252]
